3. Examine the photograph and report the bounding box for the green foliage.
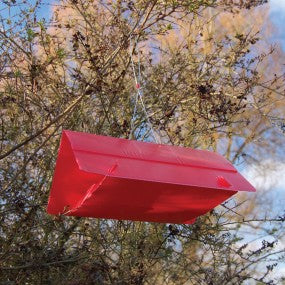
[27,28,36,42]
[56,48,66,59]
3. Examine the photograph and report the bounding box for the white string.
[137,44,141,82]
[129,38,160,143]
[129,40,140,138]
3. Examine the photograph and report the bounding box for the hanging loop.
[128,37,160,143]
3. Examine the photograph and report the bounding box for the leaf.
[27,28,36,42]
[56,48,66,59]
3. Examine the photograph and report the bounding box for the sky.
[259,0,285,202]
[245,2,285,276]
[35,1,285,280]
[1,0,284,280]
[1,0,285,49]
[270,0,285,48]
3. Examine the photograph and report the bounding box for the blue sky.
[30,1,285,52]
[270,0,285,49]
[2,0,285,51]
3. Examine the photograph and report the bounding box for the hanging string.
[129,38,160,144]
[129,40,140,138]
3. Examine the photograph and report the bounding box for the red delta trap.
[47,130,255,224]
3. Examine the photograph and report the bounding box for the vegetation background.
[0,0,284,284]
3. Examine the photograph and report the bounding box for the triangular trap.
[47,130,255,224]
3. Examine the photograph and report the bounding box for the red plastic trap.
[47,130,255,224]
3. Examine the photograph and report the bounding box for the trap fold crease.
[47,130,256,224]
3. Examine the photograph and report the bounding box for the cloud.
[235,238,285,281]
[242,160,285,192]
[270,0,285,12]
